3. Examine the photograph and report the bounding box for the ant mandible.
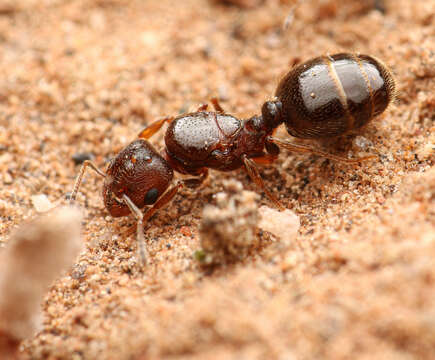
[70,53,395,261]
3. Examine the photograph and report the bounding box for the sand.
[0,0,434,359]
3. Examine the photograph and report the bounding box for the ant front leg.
[122,183,182,265]
[268,137,377,164]
[121,194,148,265]
[141,182,183,224]
[131,171,208,263]
[69,160,106,205]
[138,116,174,140]
[242,155,285,211]
[140,170,208,223]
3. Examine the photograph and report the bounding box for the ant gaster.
[70,53,395,262]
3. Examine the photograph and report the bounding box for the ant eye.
[144,188,159,205]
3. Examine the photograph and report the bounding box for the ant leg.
[196,104,209,112]
[182,168,209,189]
[138,172,207,234]
[138,116,174,140]
[242,155,285,211]
[129,171,208,247]
[252,139,280,165]
[268,137,377,164]
[142,182,183,224]
[69,160,106,205]
[210,97,225,113]
[121,194,148,265]
[123,179,189,264]
[251,154,278,166]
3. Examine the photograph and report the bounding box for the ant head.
[103,139,173,217]
[261,100,283,131]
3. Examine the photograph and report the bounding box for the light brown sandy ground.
[0,0,434,359]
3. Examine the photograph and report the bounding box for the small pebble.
[31,194,55,213]
[0,206,82,340]
[258,206,300,246]
[180,226,192,237]
[353,136,373,151]
[3,172,13,184]
[199,180,259,264]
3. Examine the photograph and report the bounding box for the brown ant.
[70,53,395,262]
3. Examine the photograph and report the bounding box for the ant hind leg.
[268,137,377,164]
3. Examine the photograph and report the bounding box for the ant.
[69,53,395,262]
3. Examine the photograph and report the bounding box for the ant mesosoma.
[70,53,395,262]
